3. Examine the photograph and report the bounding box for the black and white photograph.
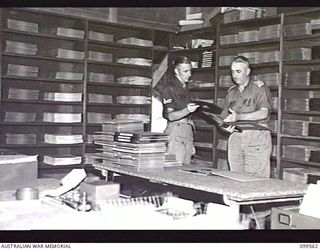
[0,4,319,245]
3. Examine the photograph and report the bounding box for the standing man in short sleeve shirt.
[220,56,272,178]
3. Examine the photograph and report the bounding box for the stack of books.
[116,57,152,66]
[255,72,280,86]
[117,76,152,86]
[88,51,113,62]
[238,30,260,43]
[116,95,151,105]
[44,134,83,144]
[55,72,83,81]
[56,27,85,39]
[7,64,38,77]
[89,31,114,42]
[283,48,312,61]
[282,145,320,163]
[284,71,310,87]
[43,154,82,166]
[114,114,150,124]
[5,111,36,122]
[7,19,39,33]
[220,34,238,45]
[223,8,256,24]
[5,40,38,55]
[190,39,214,48]
[282,119,320,137]
[201,50,214,68]
[94,119,144,167]
[284,23,312,37]
[117,37,153,47]
[88,93,113,104]
[43,112,81,123]
[257,51,280,63]
[43,92,82,102]
[259,24,281,40]
[55,48,85,60]
[179,11,204,31]
[6,133,37,144]
[284,98,320,111]
[87,112,112,124]
[89,72,114,83]
[8,88,39,100]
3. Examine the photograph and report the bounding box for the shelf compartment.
[282,158,320,168]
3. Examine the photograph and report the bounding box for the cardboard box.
[80,180,120,202]
[0,155,38,191]
[271,207,320,229]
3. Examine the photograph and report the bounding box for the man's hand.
[224,125,236,133]
[223,108,240,123]
[187,103,200,113]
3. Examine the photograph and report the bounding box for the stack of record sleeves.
[89,31,113,42]
[117,37,153,47]
[55,48,85,60]
[89,72,114,83]
[257,51,280,63]
[7,64,38,77]
[44,134,83,144]
[56,27,85,39]
[219,75,233,87]
[117,76,151,86]
[238,30,259,43]
[5,111,36,122]
[43,92,82,102]
[191,39,214,48]
[5,40,38,55]
[94,119,144,167]
[88,51,113,62]
[116,57,152,66]
[7,19,38,33]
[282,145,320,163]
[6,133,37,144]
[116,95,151,104]
[284,98,320,111]
[88,93,113,104]
[8,88,39,100]
[219,55,235,66]
[193,142,213,149]
[284,23,312,37]
[43,154,82,166]
[311,19,320,30]
[255,72,280,86]
[220,34,238,45]
[284,71,310,87]
[115,113,150,124]
[282,119,320,137]
[55,72,83,81]
[259,24,281,40]
[283,48,312,61]
[201,50,214,68]
[87,112,112,124]
[43,112,81,123]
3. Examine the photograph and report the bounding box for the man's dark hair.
[173,56,191,68]
[232,55,250,67]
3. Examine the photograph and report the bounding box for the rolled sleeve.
[255,86,272,111]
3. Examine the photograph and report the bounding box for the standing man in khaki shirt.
[220,56,273,178]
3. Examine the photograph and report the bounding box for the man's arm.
[224,108,269,123]
[166,103,199,122]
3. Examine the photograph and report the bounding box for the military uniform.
[153,78,195,164]
[220,78,272,178]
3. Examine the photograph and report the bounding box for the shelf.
[88,61,151,70]
[0,143,83,148]
[219,38,280,49]
[87,81,150,88]
[284,59,320,66]
[283,110,320,116]
[189,87,215,92]
[0,122,82,126]
[192,67,215,72]
[281,134,320,141]
[220,15,281,28]
[170,45,215,53]
[284,7,320,18]
[87,103,150,107]
[2,52,84,64]
[283,85,320,90]
[39,163,86,170]
[218,62,279,70]
[178,26,216,35]
[2,99,82,105]
[282,158,320,168]
[194,145,213,151]
[1,75,83,84]
[2,28,85,42]
[284,33,320,42]
[88,39,154,51]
